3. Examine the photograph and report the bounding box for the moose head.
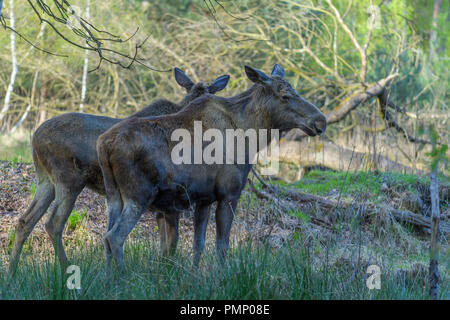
[244,64,326,136]
[174,67,230,103]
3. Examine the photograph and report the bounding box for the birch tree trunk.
[429,163,440,300]
[0,0,18,130]
[37,74,49,126]
[10,104,31,134]
[10,71,39,134]
[79,0,90,112]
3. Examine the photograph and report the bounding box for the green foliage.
[288,209,310,222]
[426,125,448,171]
[30,181,36,197]
[11,157,18,168]
[67,208,88,232]
[6,229,31,254]
[7,230,16,252]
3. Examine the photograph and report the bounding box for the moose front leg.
[215,199,237,262]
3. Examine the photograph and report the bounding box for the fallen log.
[248,177,450,234]
[264,139,424,175]
[389,208,449,234]
[247,179,333,230]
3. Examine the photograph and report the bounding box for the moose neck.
[226,84,274,133]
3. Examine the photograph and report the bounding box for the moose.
[8,68,230,273]
[97,64,326,271]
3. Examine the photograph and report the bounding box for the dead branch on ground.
[248,177,450,234]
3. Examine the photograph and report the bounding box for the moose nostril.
[314,118,326,135]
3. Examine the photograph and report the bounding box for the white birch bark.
[20,23,46,64]
[10,104,31,134]
[0,0,18,128]
[80,0,90,112]
[10,71,39,134]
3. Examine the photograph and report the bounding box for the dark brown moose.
[96,64,327,271]
[9,68,230,273]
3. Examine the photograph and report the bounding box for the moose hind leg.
[104,200,149,270]
[44,185,81,268]
[104,197,123,272]
[9,178,55,274]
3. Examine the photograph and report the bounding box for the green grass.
[269,168,448,202]
[30,182,37,197]
[1,239,443,300]
[67,209,88,232]
[288,210,310,222]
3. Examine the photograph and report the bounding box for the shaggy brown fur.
[8,68,230,273]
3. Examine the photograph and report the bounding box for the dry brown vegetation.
[0,1,448,173]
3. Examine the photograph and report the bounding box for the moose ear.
[174,67,194,91]
[244,65,272,86]
[208,75,230,94]
[271,64,284,78]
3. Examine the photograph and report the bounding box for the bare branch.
[378,90,438,145]
[202,0,267,42]
[1,0,169,71]
[0,16,66,57]
[325,0,367,82]
[326,73,398,123]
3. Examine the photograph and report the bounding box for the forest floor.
[0,160,448,299]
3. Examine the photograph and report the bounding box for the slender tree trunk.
[10,70,39,134]
[110,65,120,116]
[429,163,440,300]
[37,74,49,126]
[10,104,31,134]
[429,0,442,60]
[0,0,18,130]
[80,0,90,112]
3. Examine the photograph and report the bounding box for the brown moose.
[96,64,326,271]
[9,68,230,273]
